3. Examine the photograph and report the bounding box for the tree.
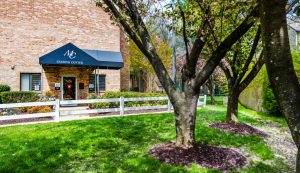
[219,27,264,123]
[129,38,172,92]
[177,1,263,122]
[176,55,225,104]
[219,0,298,123]
[259,0,300,171]
[96,0,258,147]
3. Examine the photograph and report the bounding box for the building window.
[89,75,106,91]
[20,73,41,91]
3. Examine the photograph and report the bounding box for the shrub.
[0,91,39,103]
[0,84,11,103]
[89,92,167,109]
[261,50,299,116]
[90,102,110,109]
[262,81,282,116]
[45,91,54,97]
[27,106,52,114]
[0,84,10,93]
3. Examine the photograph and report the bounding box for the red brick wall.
[120,31,130,91]
[0,0,127,94]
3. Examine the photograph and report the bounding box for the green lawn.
[206,95,225,105]
[0,105,291,173]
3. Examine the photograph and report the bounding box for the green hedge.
[0,84,10,93]
[0,84,11,103]
[89,92,167,109]
[262,81,282,116]
[0,91,39,103]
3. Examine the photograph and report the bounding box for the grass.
[0,103,291,173]
[206,95,225,105]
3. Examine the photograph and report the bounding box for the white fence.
[0,95,206,122]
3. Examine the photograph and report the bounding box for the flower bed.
[0,94,56,116]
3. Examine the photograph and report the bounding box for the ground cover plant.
[0,104,294,172]
[88,92,167,109]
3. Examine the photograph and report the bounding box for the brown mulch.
[149,142,246,171]
[0,117,53,126]
[209,122,268,137]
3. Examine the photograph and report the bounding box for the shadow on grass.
[0,108,290,173]
[0,114,186,173]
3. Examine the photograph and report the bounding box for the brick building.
[0,0,129,100]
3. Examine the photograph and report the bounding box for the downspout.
[94,67,97,96]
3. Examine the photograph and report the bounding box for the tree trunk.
[174,94,198,147]
[226,87,239,123]
[259,0,300,172]
[297,149,300,173]
[208,77,216,105]
[171,81,199,148]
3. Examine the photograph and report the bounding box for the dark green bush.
[89,92,167,109]
[262,81,282,116]
[1,91,39,103]
[0,84,10,93]
[0,84,11,103]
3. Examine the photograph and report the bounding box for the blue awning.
[39,43,124,69]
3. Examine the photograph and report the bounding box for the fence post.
[120,96,124,116]
[167,99,171,112]
[204,95,207,107]
[55,99,60,122]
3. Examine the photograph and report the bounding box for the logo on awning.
[64,50,77,59]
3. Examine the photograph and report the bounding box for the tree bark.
[259,0,300,172]
[207,77,216,105]
[173,89,199,147]
[296,147,300,173]
[226,86,239,123]
[298,149,300,173]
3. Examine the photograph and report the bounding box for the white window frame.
[20,73,42,92]
[89,74,106,92]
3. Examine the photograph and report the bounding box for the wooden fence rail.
[0,95,206,122]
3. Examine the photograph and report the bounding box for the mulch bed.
[209,122,268,137]
[0,117,53,126]
[149,142,246,171]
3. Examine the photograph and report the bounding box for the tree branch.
[286,0,299,13]
[182,2,209,78]
[192,7,258,90]
[100,0,178,100]
[231,50,239,79]
[178,3,189,60]
[236,26,261,85]
[219,60,232,80]
[238,51,264,93]
[236,0,294,92]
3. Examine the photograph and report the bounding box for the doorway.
[62,77,76,100]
